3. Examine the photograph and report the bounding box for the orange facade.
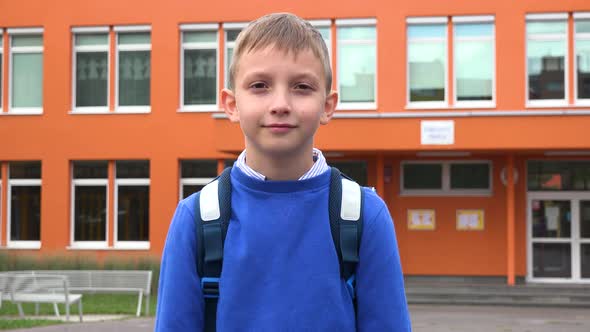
[1,0,590,283]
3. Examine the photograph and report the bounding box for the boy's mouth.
[264,123,296,133]
[264,123,296,128]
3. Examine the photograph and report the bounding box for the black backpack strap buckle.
[201,277,220,299]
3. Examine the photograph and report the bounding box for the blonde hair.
[228,13,332,93]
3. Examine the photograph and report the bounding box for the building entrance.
[527,192,590,283]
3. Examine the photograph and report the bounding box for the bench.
[31,270,152,316]
[0,273,83,322]
[1,270,152,317]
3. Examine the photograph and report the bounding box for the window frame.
[400,160,493,196]
[452,15,496,108]
[179,160,217,199]
[7,167,42,249]
[406,17,448,109]
[525,13,569,108]
[71,26,110,114]
[179,23,219,112]
[335,18,377,110]
[309,19,332,65]
[114,25,152,113]
[8,28,44,115]
[114,176,150,250]
[574,13,590,106]
[222,22,247,89]
[70,172,109,250]
[179,177,214,200]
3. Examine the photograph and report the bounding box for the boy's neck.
[244,147,315,181]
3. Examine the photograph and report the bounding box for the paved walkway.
[6,304,590,331]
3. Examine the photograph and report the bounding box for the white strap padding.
[200,180,221,221]
[341,178,361,221]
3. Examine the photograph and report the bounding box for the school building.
[0,0,589,285]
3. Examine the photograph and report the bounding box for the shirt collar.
[234,148,330,181]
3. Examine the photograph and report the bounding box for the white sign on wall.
[421,120,455,145]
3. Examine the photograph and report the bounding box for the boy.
[155,13,411,331]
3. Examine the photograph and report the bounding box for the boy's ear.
[221,88,239,122]
[320,90,338,125]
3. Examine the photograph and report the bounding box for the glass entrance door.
[528,193,590,283]
[581,200,590,279]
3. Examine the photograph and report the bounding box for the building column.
[506,154,515,285]
[217,159,225,175]
[376,153,384,198]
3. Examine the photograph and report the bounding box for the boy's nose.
[269,90,292,115]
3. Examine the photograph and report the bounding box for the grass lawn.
[0,319,63,330]
[0,294,157,330]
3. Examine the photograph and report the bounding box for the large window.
[180,160,217,199]
[223,23,246,88]
[453,17,495,105]
[407,16,495,108]
[8,162,41,249]
[526,14,568,106]
[115,161,149,248]
[575,14,590,104]
[116,28,151,111]
[73,28,109,111]
[401,161,492,195]
[71,25,151,114]
[71,161,108,248]
[9,29,43,114]
[337,19,376,109]
[180,24,218,111]
[407,18,447,106]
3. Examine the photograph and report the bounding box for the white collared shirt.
[235,148,330,181]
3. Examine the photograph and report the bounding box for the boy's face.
[222,46,337,160]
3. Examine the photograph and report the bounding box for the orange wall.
[0,0,589,276]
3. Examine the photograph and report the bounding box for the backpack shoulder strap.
[328,167,364,297]
[195,166,232,332]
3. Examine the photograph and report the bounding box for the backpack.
[195,167,364,332]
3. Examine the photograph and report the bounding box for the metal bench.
[4,273,83,322]
[32,270,152,316]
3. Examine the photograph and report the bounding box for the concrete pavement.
[5,304,590,331]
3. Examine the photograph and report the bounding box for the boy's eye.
[294,83,314,91]
[249,82,268,90]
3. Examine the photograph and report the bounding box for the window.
[401,161,492,195]
[8,161,41,249]
[407,18,447,106]
[180,24,218,111]
[73,28,109,111]
[575,14,590,104]
[71,161,108,248]
[116,28,151,111]
[336,19,376,109]
[9,28,43,114]
[328,160,367,186]
[453,17,495,106]
[528,161,590,191]
[72,25,151,114]
[310,20,332,62]
[526,14,568,106]
[407,16,495,108]
[223,23,246,88]
[115,161,149,249]
[180,160,217,199]
[0,33,3,112]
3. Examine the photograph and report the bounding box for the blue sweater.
[155,167,411,331]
